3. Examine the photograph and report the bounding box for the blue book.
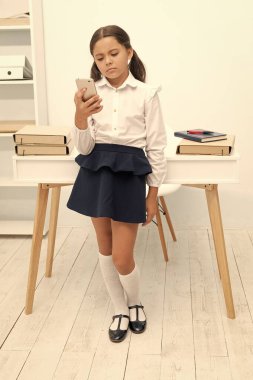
[174,129,227,143]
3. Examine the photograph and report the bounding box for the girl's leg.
[91,216,112,256]
[91,217,129,338]
[111,220,146,329]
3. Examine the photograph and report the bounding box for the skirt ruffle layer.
[75,143,152,175]
[67,143,151,223]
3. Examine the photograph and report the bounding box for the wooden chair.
[146,125,182,261]
[147,184,181,262]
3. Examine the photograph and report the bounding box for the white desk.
[13,148,240,318]
[13,147,239,184]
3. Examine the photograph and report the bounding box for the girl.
[67,25,167,343]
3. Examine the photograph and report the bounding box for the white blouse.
[72,72,167,187]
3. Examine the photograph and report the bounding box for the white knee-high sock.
[118,265,146,321]
[98,252,129,330]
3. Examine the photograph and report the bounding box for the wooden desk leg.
[205,184,235,319]
[45,186,61,277]
[25,184,49,315]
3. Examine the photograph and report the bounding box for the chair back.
[164,125,179,155]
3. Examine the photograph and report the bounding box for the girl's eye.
[111,53,118,57]
[96,58,103,61]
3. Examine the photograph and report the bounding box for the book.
[176,135,235,156]
[15,139,74,156]
[13,125,72,145]
[174,129,227,143]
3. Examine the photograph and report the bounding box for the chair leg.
[156,201,169,262]
[159,196,177,241]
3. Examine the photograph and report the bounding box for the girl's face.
[93,36,133,86]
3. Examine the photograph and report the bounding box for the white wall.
[41,0,253,228]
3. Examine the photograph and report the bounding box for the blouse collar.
[96,71,138,90]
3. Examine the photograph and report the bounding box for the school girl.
[67,25,167,343]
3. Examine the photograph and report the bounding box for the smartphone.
[75,78,97,101]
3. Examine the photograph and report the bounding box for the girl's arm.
[145,90,167,188]
[142,89,167,226]
[142,186,158,226]
[71,123,95,155]
[72,88,102,155]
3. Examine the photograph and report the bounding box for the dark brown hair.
[89,25,146,82]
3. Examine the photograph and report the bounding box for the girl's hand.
[142,195,157,226]
[74,88,103,128]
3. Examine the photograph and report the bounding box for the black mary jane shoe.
[128,304,147,334]
[109,314,129,343]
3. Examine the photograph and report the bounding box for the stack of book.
[13,125,74,156]
[174,129,235,156]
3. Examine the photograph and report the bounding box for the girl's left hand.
[142,196,157,226]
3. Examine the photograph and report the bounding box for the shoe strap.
[112,314,129,330]
[128,305,144,310]
[128,305,144,322]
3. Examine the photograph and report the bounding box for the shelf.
[0,220,48,236]
[0,80,34,85]
[0,133,14,137]
[0,25,30,31]
[0,120,35,134]
[0,3,48,230]
[0,177,37,187]
[0,18,30,29]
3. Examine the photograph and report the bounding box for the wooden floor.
[0,224,253,380]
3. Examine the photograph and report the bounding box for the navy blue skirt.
[67,143,152,223]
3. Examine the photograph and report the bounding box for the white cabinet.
[0,0,48,235]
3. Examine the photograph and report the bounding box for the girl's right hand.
[74,88,103,125]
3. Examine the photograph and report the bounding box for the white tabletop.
[12,147,240,185]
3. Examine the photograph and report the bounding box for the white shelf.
[0,177,37,187]
[0,25,30,31]
[0,80,34,85]
[0,18,30,30]
[0,120,35,134]
[0,220,48,236]
[0,2,48,236]
[0,133,14,137]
